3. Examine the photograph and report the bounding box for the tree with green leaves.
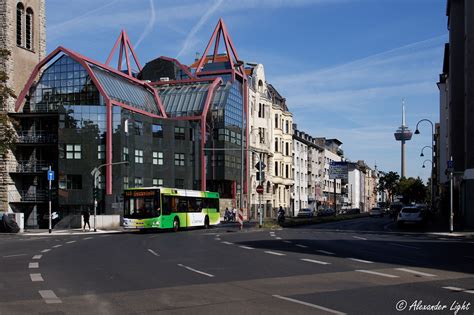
[378,171,400,203]
[0,49,17,156]
[396,177,427,204]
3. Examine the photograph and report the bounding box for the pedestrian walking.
[82,209,91,231]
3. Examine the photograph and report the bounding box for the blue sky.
[46,0,447,182]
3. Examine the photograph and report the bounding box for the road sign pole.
[259,155,263,228]
[48,165,52,234]
[333,178,337,215]
[93,172,97,232]
[449,157,454,233]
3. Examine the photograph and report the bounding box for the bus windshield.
[124,190,160,219]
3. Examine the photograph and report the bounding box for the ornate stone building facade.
[0,0,46,210]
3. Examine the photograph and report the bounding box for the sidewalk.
[21,228,125,236]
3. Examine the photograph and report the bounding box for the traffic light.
[256,171,265,181]
[93,187,99,199]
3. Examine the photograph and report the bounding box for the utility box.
[14,213,24,233]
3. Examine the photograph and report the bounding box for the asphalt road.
[0,217,473,314]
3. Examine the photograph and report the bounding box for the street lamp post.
[419,145,433,158]
[415,119,435,210]
[91,161,129,232]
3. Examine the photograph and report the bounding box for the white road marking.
[30,273,44,282]
[395,268,436,277]
[264,251,286,256]
[317,250,335,255]
[355,269,398,278]
[348,258,374,264]
[221,241,233,245]
[66,241,76,244]
[28,262,39,269]
[465,290,474,294]
[215,238,221,241]
[2,254,27,258]
[443,286,465,292]
[283,240,292,244]
[301,258,330,265]
[84,237,93,240]
[53,245,62,248]
[273,295,346,315]
[352,236,367,240]
[32,255,42,260]
[389,243,420,250]
[39,290,62,304]
[177,264,214,278]
[295,244,308,248]
[239,246,254,250]
[147,249,160,257]
[275,237,282,240]
[41,249,51,253]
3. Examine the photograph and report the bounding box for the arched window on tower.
[25,7,33,50]
[16,3,24,46]
[258,80,263,93]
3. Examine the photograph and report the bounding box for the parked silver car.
[397,207,425,226]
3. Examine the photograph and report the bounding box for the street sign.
[447,159,454,171]
[329,162,348,180]
[47,170,54,181]
[256,185,264,194]
[255,161,266,170]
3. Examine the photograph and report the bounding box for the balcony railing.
[9,160,49,173]
[16,130,57,144]
[22,103,60,113]
[9,189,48,202]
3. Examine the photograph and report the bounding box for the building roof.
[157,82,211,117]
[90,64,160,115]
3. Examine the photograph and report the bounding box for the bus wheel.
[173,218,180,232]
[204,216,210,229]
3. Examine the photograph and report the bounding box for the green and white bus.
[123,187,220,231]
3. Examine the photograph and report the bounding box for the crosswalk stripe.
[265,251,286,256]
[395,268,436,277]
[355,269,398,278]
[301,258,330,265]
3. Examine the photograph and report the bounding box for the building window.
[153,151,163,165]
[134,177,143,187]
[285,121,289,134]
[152,124,163,138]
[134,121,143,135]
[123,176,129,189]
[123,147,129,161]
[275,138,278,152]
[25,8,33,50]
[275,114,278,128]
[285,142,289,156]
[175,178,184,189]
[153,178,163,186]
[175,127,185,140]
[98,144,105,160]
[286,165,289,179]
[135,149,143,163]
[66,144,81,159]
[59,175,82,190]
[174,153,185,166]
[275,161,278,176]
[16,3,24,47]
[258,103,265,118]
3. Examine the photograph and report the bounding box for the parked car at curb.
[369,207,383,217]
[397,207,425,227]
[297,208,314,218]
[317,208,335,217]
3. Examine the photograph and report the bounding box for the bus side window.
[162,196,172,216]
[177,197,187,212]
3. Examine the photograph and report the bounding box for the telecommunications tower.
[394,100,412,178]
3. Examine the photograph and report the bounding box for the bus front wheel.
[173,218,180,232]
[204,216,210,229]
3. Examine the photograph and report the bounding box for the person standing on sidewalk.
[82,209,91,231]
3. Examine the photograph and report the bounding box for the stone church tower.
[0,0,46,210]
